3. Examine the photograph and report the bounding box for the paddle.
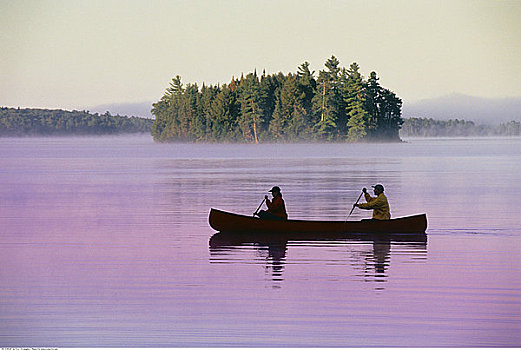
[346,189,365,220]
[253,197,266,217]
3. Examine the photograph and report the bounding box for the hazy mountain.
[403,94,521,125]
[87,101,154,119]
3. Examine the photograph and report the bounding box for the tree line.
[151,56,404,143]
[400,117,521,137]
[0,107,153,136]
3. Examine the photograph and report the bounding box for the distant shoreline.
[400,117,520,137]
[0,107,152,137]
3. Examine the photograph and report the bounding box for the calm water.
[0,135,520,347]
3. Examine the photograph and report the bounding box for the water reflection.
[345,239,391,289]
[256,242,288,285]
[209,232,427,289]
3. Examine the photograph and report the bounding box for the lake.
[0,135,520,347]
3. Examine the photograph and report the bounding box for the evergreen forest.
[0,107,152,136]
[151,56,404,143]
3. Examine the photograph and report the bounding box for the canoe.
[209,208,427,236]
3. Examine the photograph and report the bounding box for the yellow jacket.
[358,193,391,220]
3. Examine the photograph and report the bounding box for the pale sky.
[1,0,520,110]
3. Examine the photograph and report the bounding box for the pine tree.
[269,96,285,140]
[296,61,316,124]
[364,71,381,138]
[364,71,403,140]
[269,74,309,140]
[199,84,218,141]
[183,83,204,141]
[311,56,344,140]
[259,73,277,136]
[151,75,184,141]
[208,85,239,141]
[379,88,403,140]
[238,73,266,143]
[344,63,368,141]
[151,99,169,141]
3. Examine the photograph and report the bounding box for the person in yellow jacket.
[354,184,391,220]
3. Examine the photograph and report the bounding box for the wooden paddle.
[346,190,364,220]
[253,198,266,217]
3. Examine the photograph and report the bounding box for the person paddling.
[354,184,391,220]
[256,186,288,220]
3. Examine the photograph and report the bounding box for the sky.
[1,0,520,111]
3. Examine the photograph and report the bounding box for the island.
[151,56,404,143]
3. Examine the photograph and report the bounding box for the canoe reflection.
[209,231,427,289]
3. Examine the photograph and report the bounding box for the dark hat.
[268,186,281,193]
[372,184,384,192]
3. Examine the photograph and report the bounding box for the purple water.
[0,135,520,346]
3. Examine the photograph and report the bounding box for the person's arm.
[267,197,283,213]
[357,192,375,209]
[359,195,385,210]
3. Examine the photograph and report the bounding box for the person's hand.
[264,195,269,200]
[362,187,367,194]
[353,203,358,208]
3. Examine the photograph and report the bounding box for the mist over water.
[0,135,520,347]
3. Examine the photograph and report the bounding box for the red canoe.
[209,208,427,235]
